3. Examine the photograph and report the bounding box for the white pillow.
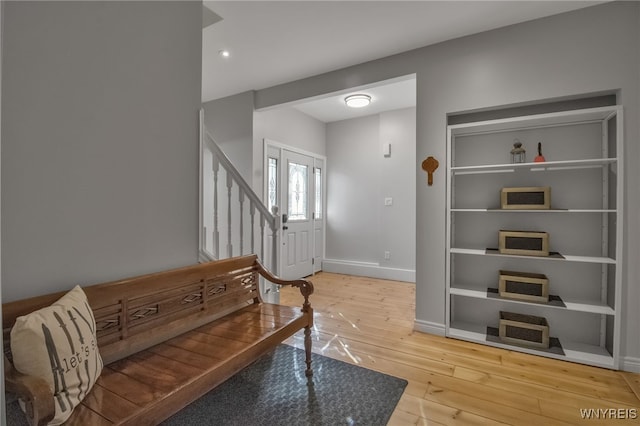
[11,286,103,425]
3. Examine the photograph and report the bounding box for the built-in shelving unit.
[445,105,623,369]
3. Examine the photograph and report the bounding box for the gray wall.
[325,108,416,276]
[202,91,255,187]
[326,115,380,263]
[253,107,326,192]
[0,0,4,418]
[379,108,416,272]
[253,3,640,366]
[254,107,326,156]
[1,1,202,302]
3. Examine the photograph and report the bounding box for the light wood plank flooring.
[280,272,640,425]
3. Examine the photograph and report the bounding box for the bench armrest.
[254,259,315,377]
[254,259,314,313]
[4,355,55,426]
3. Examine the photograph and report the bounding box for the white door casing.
[313,158,325,273]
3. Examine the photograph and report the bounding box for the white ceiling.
[290,75,416,123]
[202,1,604,121]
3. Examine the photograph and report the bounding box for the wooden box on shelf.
[499,311,550,349]
[499,230,549,257]
[499,270,549,303]
[501,186,551,210]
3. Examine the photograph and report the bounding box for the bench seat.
[3,255,314,425]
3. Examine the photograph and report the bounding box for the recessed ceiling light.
[219,49,230,58]
[345,94,371,108]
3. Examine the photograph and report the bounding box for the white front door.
[281,150,314,280]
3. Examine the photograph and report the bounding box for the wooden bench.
[2,255,314,425]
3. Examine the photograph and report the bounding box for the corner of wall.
[0,0,5,421]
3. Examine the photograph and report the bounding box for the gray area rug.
[6,345,407,426]
[161,344,407,426]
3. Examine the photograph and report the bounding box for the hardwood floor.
[280,272,640,425]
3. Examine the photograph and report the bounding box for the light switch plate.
[383,143,391,157]
[384,197,393,206]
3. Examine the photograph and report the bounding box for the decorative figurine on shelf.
[534,142,546,162]
[510,139,526,163]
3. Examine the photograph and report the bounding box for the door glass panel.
[268,157,278,213]
[314,167,322,219]
[288,162,308,220]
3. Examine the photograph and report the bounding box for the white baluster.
[250,200,256,254]
[239,189,245,255]
[260,214,265,261]
[227,170,233,258]
[212,156,220,259]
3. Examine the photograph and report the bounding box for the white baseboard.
[413,319,446,336]
[621,356,640,373]
[322,259,415,282]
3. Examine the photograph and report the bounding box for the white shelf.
[451,208,616,213]
[446,106,623,370]
[451,158,616,175]
[449,286,615,315]
[448,322,614,369]
[449,247,616,264]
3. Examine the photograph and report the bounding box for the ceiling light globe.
[345,94,371,108]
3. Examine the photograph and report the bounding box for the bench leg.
[304,325,313,377]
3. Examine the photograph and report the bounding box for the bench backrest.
[2,255,263,364]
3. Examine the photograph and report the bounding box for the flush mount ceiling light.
[219,49,231,58]
[345,94,371,108]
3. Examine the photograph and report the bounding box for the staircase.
[199,112,281,300]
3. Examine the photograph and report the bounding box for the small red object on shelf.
[534,142,546,163]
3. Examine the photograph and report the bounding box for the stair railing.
[199,111,280,278]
